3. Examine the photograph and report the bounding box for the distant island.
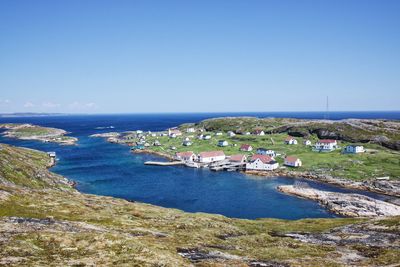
[0,112,66,117]
[0,123,77,145]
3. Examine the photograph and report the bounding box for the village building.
[203,135,212,140]
[217,140,229,147]
[284,136,298,145]
[227,131,236,137]
[186,128,196,133]
[136,130,143,134]
[153,140,161,146]
[175,151,197,162]
[344,145,365,154]
[183,140,192,146]
[229,154,247,164]
[303,140,312,146]
[197,134,204,140]
[246,155,279,171]
[240,144,253,152]
[215,132,223,136]
[314,139,338,152]
[284,156,302,167]
[198,151,226,163]
[256,148,276,157]
[168,128,182,137]
[244,132,251,135]
[252,129,265,136]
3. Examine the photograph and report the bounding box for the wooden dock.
[144,161,185,166]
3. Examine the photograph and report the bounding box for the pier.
[144,161,185,166]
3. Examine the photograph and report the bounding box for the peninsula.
[0,143,399,266]
[0,123,77,145]
[92,117,400,197]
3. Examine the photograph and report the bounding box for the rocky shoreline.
[245,169,400,197]
[277,185,400,217]
[132,149,175,161]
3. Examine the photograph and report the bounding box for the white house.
[246,155,279,171]
[227,131,236,137]
[183,140,192,146]
[153,140,161,146]
[198,151,225,163]
[240,144,253,152]
[256,148,276,157]
[217,140,229,147]
[314,139,338,152]
[175,151,197,162]
[168,128,182,137]
[244,132,251,135]
[285,137,298,145]
[197,134,204,140]
[303,140,312,146]
[284,156,302,167]
[203,135,212,140]
[215,132,223,136]
[344,145,365,154]
[252,130,265,136]
[186,128,196,133]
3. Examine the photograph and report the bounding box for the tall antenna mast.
[325,96,330,120]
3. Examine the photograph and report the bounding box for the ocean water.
[0,112,398,219]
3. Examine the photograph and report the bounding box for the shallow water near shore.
[0,113,397,219]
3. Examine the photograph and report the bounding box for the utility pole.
[324,96,330,120]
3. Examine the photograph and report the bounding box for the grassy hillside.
[133,130,400,181]
[187,117,400,151]
[0,143,399,266]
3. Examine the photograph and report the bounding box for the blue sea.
[0,111,398,219]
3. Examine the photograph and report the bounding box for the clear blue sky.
[0,0,399,113]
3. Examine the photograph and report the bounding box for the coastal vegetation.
[0,143,399,266]
[0,123,77,145]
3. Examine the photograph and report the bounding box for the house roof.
[230,154,246,162]
[285,136,296,141]
[285,156,300,163]
[176,151,195,158]
[253,129,264,134]
[318,139,337,144]
[169,129,182,134]
[199,151,225,158]
[250,154,273,164]
[240,144,252,150]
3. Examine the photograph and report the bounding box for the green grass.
[125,131,400,181]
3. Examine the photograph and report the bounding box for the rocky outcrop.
[245,169,400,197]
[0,123,77,145]
[277,185,400,217]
